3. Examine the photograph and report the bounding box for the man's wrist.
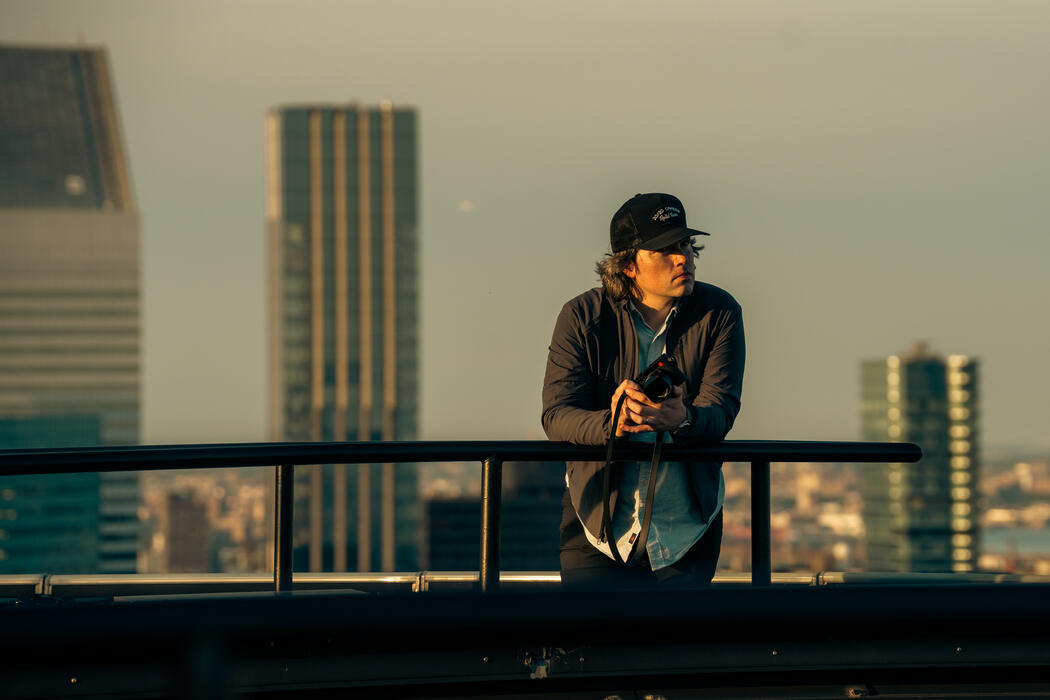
[671,406,694,437]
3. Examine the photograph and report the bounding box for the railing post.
[751,461,771,587]
[479,455,502,594]
[274,464,294,593]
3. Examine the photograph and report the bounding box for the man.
[542,192,745,589]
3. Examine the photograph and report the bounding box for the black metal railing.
[0,440,921,593]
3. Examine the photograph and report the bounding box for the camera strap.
[601,393,665,568]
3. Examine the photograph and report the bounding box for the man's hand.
[611,381,687,436]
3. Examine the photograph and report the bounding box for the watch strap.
[672,406,694,437]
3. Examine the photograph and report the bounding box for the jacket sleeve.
[541,302,612,446]
[680,301,745,443]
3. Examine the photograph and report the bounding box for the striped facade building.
[265,103,419,572]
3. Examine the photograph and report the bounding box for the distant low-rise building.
[164,492,210,573]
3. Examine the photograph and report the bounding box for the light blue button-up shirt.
[578,301,724,570]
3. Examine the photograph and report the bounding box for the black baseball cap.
[610,193,710,253]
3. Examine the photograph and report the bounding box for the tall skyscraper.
[860,343,979,573]
[0,45,141,573]
[266,102,419,572]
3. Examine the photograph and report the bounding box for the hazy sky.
[4,0,1050,450]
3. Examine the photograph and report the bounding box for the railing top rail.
[0,439,920,476]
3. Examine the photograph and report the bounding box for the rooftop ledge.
[17,442,1050,699]
[3,581,1050,699]
[10,441,1050,700]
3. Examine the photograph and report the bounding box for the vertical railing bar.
[479,455,502,594]
[274,463,295,593]
[751,460,771,587]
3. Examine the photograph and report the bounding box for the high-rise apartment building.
[860,343,979,573]
[0,45,141,573]
[265,103,419,572]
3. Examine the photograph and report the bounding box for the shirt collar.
[628,298,679,334]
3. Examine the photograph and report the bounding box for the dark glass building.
[860,343,979,572]
[423,462,565,572]
[0,47,133,211]
[0,45,141,573]
[0,415,103,573]
[266,103,419,572]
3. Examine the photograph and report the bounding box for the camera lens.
[644,377,672,401]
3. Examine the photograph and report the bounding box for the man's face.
[624,237,696,305]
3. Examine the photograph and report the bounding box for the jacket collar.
[609,285,702,317]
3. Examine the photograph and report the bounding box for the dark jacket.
[541,282,745,541]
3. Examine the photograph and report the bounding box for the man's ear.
[623,260,637,279]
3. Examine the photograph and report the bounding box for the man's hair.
[595,248,638,302]
[595,241,704,302]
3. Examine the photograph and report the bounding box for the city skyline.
[2,2,1049,452]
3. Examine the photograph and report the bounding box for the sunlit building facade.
[860,343,979,573]
[266,103,419,572]
[0,45,141,573]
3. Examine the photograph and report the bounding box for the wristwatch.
[671,407,694,438]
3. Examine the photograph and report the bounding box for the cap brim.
[637,227,711,251]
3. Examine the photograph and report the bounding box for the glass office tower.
[0,416,103,573]
[860,343,979,573]
[266,103,419,572]
[0,45,141,573]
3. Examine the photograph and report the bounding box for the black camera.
[634,353,687,401]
